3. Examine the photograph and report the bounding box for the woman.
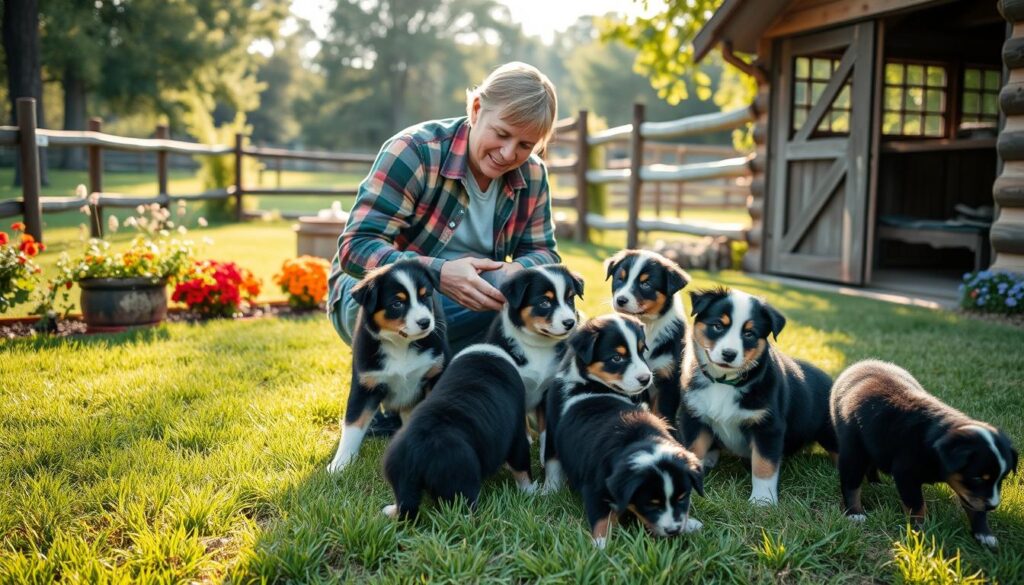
[328,62,560,349]
[327,62,561,433]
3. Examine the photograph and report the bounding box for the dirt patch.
[955,309,1024,328]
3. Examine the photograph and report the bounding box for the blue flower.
[1008,297,1018,307]
[979,270,993,279]
[998,283,1008,294]
[962,273,972,281]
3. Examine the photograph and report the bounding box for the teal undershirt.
[438,172,499,260]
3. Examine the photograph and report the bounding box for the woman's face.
[467,97,545,186]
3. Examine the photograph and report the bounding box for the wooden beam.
[765,0,935,39]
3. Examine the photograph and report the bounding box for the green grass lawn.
[2,227,1023,583]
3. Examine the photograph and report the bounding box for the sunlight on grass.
[891,527,986,585]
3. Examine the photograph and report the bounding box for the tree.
[3,0,48,183]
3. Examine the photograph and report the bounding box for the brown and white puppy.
[487,265,584,432]
[326,260,450,474]
[606,249,691,420]
[543,315,704,548]
[831,359,1018,547]
[678,287,836,506]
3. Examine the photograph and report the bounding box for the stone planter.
[295,213,348,260]
[79,277,168,332]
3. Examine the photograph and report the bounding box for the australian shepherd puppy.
[543,315,704,548]
[381,344,535,519]
[831,360,1018,547]
[678,287,836,506]
[606,249,691,420]
[488,265,584,428]
[326,260,450,474]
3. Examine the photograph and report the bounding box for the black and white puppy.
[488,265,584,426]
[544,315,704,548]
[831,360,1018,547]
[606,249,691,420]
[679,287,836,506]
[381,344,534,519]
[326,260,450,473]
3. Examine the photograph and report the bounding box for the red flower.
[20,241,40,257]
[0,232,7,246]
[10,221,25,231]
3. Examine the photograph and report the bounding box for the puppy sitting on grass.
[831,359,1018,547]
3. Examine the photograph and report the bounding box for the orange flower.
[10,221,25,231]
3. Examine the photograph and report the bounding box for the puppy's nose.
[562,318,576,329]
[720,348,738,362]
[637,373,651,386]
[616,296,629,307]
[665,526,681,536]
[416,318,431,330]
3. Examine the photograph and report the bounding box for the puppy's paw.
[540,481,562,495]
[381,504,399,519]
[326,458,350,474]
[701,450,720,469]
[593,537,607,549]
[846,513,867,523]
[975,533,998,548]
[748,494,778,507]
[683,517,703,533]
[519,480,540,495]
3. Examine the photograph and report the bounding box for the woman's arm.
[511,163,562,269]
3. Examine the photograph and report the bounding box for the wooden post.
[575,110,589,244]
[16,98,42,242]
[234,133,244,221]
[156,124,169,201]
[88,117,103,237]
[276,157,283,188]
[627,103,645,249]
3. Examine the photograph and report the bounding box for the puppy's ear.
[686,458,705,498]
[607,459,645,512]
[934,431,971,476]
[351,273,379,309]
[569,323,599,364]
[569,271,585,299]
[689,289,723,317]
[665,262,691,296]
[422,264,440,292]
[1011,447,1019,476]
[761,300,787,340]
[499,270,531,309]
[604,250,628,281]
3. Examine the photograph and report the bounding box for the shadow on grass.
[0,324,172,353]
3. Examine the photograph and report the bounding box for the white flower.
[166,221,175,229]
[136,205,146,215]
[177,225,187,234]
[89,192,101,206]
[197,217,208,227]
[79,205,91,216]
[159,229,170,237]
[108,215,119,232]
[124,216,137,228]
[76,184,88,199]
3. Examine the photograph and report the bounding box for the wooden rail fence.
[2,96,758,250]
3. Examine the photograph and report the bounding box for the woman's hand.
[439,257,507,311]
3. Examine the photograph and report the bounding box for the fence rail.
[2,96,756,249]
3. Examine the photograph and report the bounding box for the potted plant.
[273,255,329,311]
[60,192,196,331]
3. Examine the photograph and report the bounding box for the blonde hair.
[466,62,558,150]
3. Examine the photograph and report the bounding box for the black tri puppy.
[679,287,836,506]
[488,265,584,427]
[326,260,450,474]
[544,314,704,548]
[381,344,535,519]
[606,249,691,420]
[831,359,1018,547]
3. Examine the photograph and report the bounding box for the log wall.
[996,2,1024,272]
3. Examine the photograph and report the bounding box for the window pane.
[812,58,832,79]
[926,66,945,87]
[885,63,904,84]
[903,116,922,135]
[924,115,944,136]
[907,65,924,85]
[925,89,944,113]
[793,108,807,130]
[794,82,807,106]
[818,117,830,132]
[795,57,809,78]
[984,70,1001,91]
[835,85,851,109]
[983,93,999,116]
[905,87,924,111]
[965,69,981,90]
[883,112,902,135]
[885,87,902,111]
[832,111,850,133]
[963,92,980,114]
[811,82,827,103]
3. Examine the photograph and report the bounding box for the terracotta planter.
[79,277,168,332]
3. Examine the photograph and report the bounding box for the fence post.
[234,133,244,222]
[156,124,169,204]
[574,110,589,244]
[16,98,43,243]
[627,102,645,249]
[88,118,104,238]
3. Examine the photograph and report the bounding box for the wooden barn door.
[767,22,876,284]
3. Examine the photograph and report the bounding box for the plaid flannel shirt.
[328,117,561,307]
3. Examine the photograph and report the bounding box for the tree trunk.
[3,0,48,186]
[61,64,87,169]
